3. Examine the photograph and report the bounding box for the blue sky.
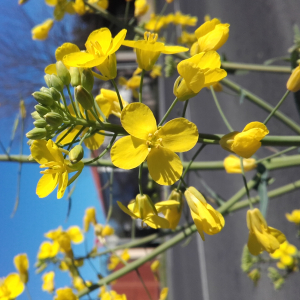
[0,1,107,299]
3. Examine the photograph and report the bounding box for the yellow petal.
[36,173,59,198]
[158,118,198,152]
[86,28,112,55]
[191,210,205,240]
[120,103,157,139]
[247,232,263,255]
[31,140,55,164]
[242,122,269,138]
[161,45,189,54]
[203,68,227,87]
[195,18,220,39]
[144,215,170,229]
[231,132,262,158]
[4,273,24,298]
[55,43,80,61]
[46,140,64,163]
[84,133,105,150]
[109,29,127,54]
[14,254,29,274]
[56,126,83,145]
[117,201,137,218]
[57,171,68,199]
[67,226,84,244]
[147,147,182,185]
[45,63,57,75]
[111,136,149,169]
[63,52,105,68]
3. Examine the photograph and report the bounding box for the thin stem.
[264,90,290,125]
[255,146,297,164]
[139,162,144,195]
[111,79,123,111]
[240,157,253,209]
[84,134,117,165]
[61,92,72,118]
[89,108,104,126]
[94,101,107,122]
[154,2,168,32]
[158,97,179,126]
[182,99,189,118]
[25,285,33,300]
[124,0,130,23]
[135,269,153,300]
[67,85,79,117]
[179,176,188,188]
[106,168,114,224]
[177,144,206,191]
[210,86,234,132]
[79,128,92,146]
[139,69,145,103]
[0,140,10,159]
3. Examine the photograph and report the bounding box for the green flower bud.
[33,118,47,128]
[44,74,52,87]
[35,104,51,117]
[81,68,94,91]
[26,127,47,140]
[31,111,42,121]
[40,87,51,94]
[75,85,94,110]
[44,112,63,127]
[27,139,33,146]
[50,87,61,101]
[70,67,81,87]
[56,61,71,85]
[32,91,54,106]
[69,145,84,164]
[50,74,64,92]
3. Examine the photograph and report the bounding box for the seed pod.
[75,85,94,110]
[50,74,64,92]
[44,112,63,127]
[69,145,84,164]
[26,127,47,140]
[35,104,51,117]
[44,74,52,87]
[50,87,61,101]
[33,118,47,128]
[32,91,54,106]
[81,68,94,92]
[70,67,81,87]
[56,61,71,85]
[31,111,42,121]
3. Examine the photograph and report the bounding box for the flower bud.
[32,91,54,106]
[70,67,81,87]
[26,127,47,139]
[50,87,61,101]
[50,74,64,92]
[44,112,63,127]
[31,111,42,120]
[40,87,51,94]
[34,118,47,128]
[287,65,300,92]
[56,61,71,85]
[75,85,94,110]
[81,68,94,91]
[96,53,117,80]
[44,74,52,87]
[69,145,84,164]
[35,104,51,117]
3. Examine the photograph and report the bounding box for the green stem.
[154,2,168,31]
[158,97,179,126]
[106,168,114,224]
[124,0,130,23]
[25,285,33,300]
[255,146,297,164]
[111,79,123,111]
[221,78,300,134]
[139,162,144,195]
[93,101,107,122]
[239,157,253,209]
[210,86,234,132]
[79,128,92,146]
[177,144,206,191]
[139,69,145,103]
[84,133,117,165]
[135,269,153,300]
[61,92,72,118]
[182,99,189,118]
[264,90,290,125]
[67,85,79,118]
[89,107,104,126]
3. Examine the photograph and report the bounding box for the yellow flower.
[0,273,24,300]
[173,12,197,27]
[287,65,300,92]
[73,277,92,291]
[95,224,115,238]
[159,288,168,300]
[150,65,162,79]
[95,89,128,118]
[13,254,29,284]
[191,18,229,54]
[119,76,141,98]
[63,28,126,69]
[66,226,84,244]
[73,0,86,15]
[45,226,63,240]
[108,249,130,270]
[30,140,84,199]
[111,102,198,185]
[174,51,227,101]
[150,260,160,272]
[122,32,189,71]
[37,241,60,260]
[134,0,149,17]
[178,31,197,46]
[184,187,225,240]
[45,43,81,75]
[220,122,269,158]
[145,14,166,32]
[83,207,97,232]
[223,155,257,174]
[118,194,170,229]
[247,208,286,256]
[42,271,55,293]
[31,19,54,40]
[54,287,78,300]
[286,209,300,224]
[155,190,183,230]
[90,0,109,10]
[101,290,127,300]
[270,241,297,269]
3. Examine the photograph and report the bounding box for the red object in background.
[112,261,160,300]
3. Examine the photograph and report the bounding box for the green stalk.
[106,169,114,223]
[124,0,130,23]
[139,69,145,103]
[158,98,179,126]
[139,162,144,195]
[239,157,253,209]
[111,79,123,111]
[61,92,72,118]
[67,85,79,118]
[182,99,189,118]
[210,86,234,132]
[255,146,297,164]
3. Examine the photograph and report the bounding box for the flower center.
[86,40,111,57]
[146,130,163,149]
[144,31,158,44]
